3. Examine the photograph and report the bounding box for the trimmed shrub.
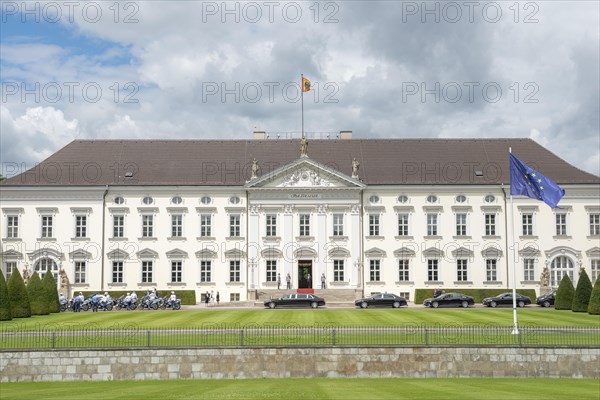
[7,268,31,318]
[572,269,593,312]
[414,288,537,305]
[27,272,49,315]
[588,277,600,315]
[42,270,61,313]
[0,270,12,321]
[554,274,575,310]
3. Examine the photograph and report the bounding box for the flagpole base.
[511,328,520,335]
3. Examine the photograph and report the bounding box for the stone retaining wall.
[1,346,598,382]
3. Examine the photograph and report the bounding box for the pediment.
[519,246,541,257]
[481,246,503,258]
[585,247,600,258]
[365,247,387,258]
[107,249,129,260]
[295,246,318,259]
[225,248,247,259]
[452,247,474,258]
[422,247,444,258]
[69,249,92,259]
[27,248,64,260]
[245,158,365,189]
[328,247,351,258]
[195,249,217,259]
[137,248,159,258]
[393,247,417,258]
[261,247,283,259]
[0,250,23,259]
[166,248,188,258]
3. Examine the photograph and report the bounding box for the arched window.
[34,258,59,282]
[550,256,574,287]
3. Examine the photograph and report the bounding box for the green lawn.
[1,308,599,330]
[1,378,598,400]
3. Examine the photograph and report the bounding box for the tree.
[554,274,575,310]
[572,269,593,312]
[42,269,61,313]
[27,272,49,315]
[7,268,31,318]
[0,270,11,321]
[588,277,600,315]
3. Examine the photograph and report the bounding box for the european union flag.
[509,153,565,208]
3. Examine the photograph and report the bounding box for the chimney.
[340,130,352,139]
[253,131,267,140]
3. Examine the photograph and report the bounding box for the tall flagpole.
[301,74,304,139]
[509,147,519,335]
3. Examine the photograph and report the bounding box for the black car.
[482,292,532,308]
[264,293,326,309]
[355,293,408,309]
[423,292,475,308]
[536,290,556,307]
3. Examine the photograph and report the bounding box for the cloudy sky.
[1,1,599,177]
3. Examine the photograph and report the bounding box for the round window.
[142,196,154,205]
[455,195,466,203]
[172,196,183,205]
[230,196,240,205]
[398,195,408,204]
[369,195,380,204]
[201,196,211,205]
[114,196,124,205]
[485,195,496,203]
[427,195,438,204]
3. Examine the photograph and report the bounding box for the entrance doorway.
[298,260,313,288]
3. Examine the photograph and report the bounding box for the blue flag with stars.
[509,153,565,208]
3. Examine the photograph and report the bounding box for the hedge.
[588,277,600,315]
[554,274,575,310]
[26,272,49,316]
[0,270,11,321]
[42,270,61,313]
[7,268,31,318]
[80,290,196,305]
[572,269,592,312]
[413,288,537,304]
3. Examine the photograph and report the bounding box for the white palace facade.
[1,133,599,303]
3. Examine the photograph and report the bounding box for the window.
[333,260,344,281]
[230,215,240,237]
[333,214,344,236]
[591,260,600,284]
[455,195,466,203]
[229,196,240,205]
[200,261,211,282]
[113,215,124,238]
[522,213,533,236]
[230,260,240,282]
[523,258,535,281]
[41,216,53,238]
[369,214,380,236]
[266,260,277,282]
[551,256,573,287]
[230,293,240,302]
[200,215,212,237]
[486,259,497,281]
[142,215,154,237]
[75,215,87,238]
[427,213,438,236]
[7,216,18,238]
[4,261,16,281]
[142,196,153,205]
[200,196,211,205]
[456,259,468,281]
[456,213,467,236]
[485,214,496,236]
[398,259,409,281]
[555,214,567,236]
[114,196,124,205]
[266,215,277,237]
[171,214,183,237]
[74,261,86,284]
[426,195,437,204]
[398,195,408,204]
[369,195,380,204]
[171,261,182,283]
[590,214,600,236]
[427,259,438,281]
[369,260,381,281]
[484,195,495,203]
[299,214,310,236]
[141,261,153,283]
[112,261,123,283]
[35,258,58,281]
[398,214,409,236]
[171,196,183,205]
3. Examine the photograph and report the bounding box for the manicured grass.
[1,378,598,400]
[1,308,599,330]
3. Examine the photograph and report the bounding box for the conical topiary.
[572,269,593,312]
[42,269,60,313]
[27,272,49,315]
[0,270,12,321]
[7,268,31,318]
[588,277,600,315]
[554,274,575,310]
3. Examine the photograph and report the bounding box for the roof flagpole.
[301,74,304,139]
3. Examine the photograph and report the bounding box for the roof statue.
[251,158,259,179]
[352,158,360,179]
[300,137,308,158]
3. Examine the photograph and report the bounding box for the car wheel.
[268,302,276,309]
[393,301,400,308]
[543,301,551,308]
[360,302,368,309]
[518,301,525,308]
[490,301,497,308]
[311,302,318,309]
[461,301,469,308]
[432,301,439,308]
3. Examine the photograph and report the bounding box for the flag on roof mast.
[509,152,565,208]
[302,76,311,92]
